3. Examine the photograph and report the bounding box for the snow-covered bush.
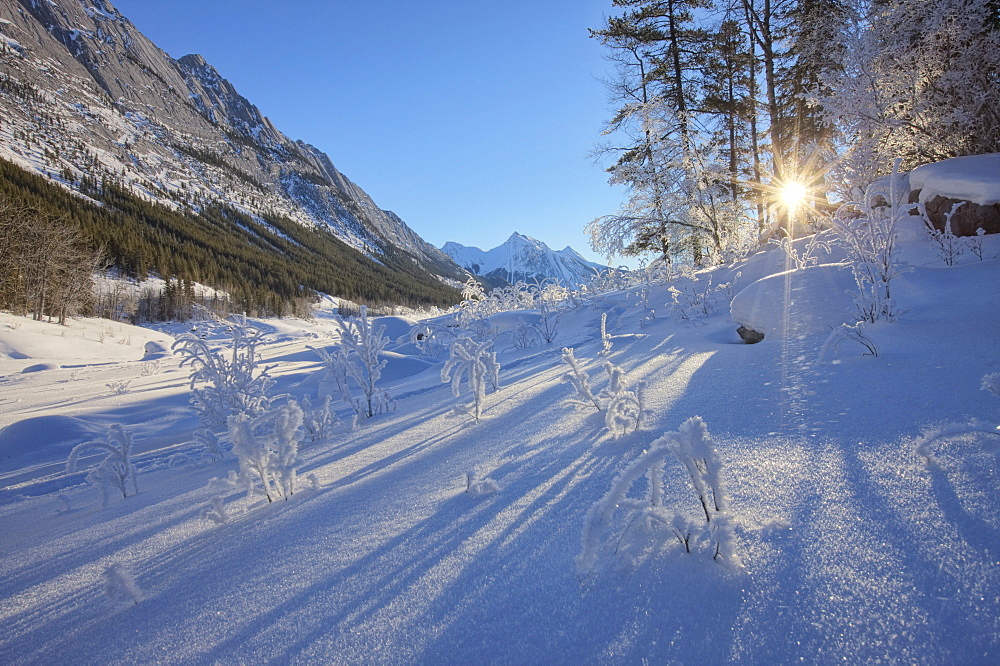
[312,306,391,419]
[834,159,911,323]
[667,277,731,322]
[536,300,560,344]
[106,379,131,395]
[299,394,338,443]
[599,362,643,438]
[921,201,966,266]
[465,470,499,496]
[227,399,305,502]
[770,231,833,270]
[599,312,613,355]
[409,321,452,358]
[577,416,738,577]
[441,336,501,423]
[337,306,391,418]
[193,427,225,462]
[968,227,987,262]
[511,317,542,350]
[173,315,274,427]
[104,563,141,606]
[67,424,139,507]
[561,347,601,411]
[819,321,878,361]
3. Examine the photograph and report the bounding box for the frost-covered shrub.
[441,336,501,423]
[300,394,338,443]
[192,427,225,462]
[337,305,391,418]
[819,321,878,361]
[410,320,457,359]
[577,416,738,577]
[465,471,499,496]
[67,424,138,507]
[561,347,601,411]
[106,379,131,395]
[104,563,141,605]
[227,399,305,502]
[834,159,911,323]
[312,306,390,419]
[921,201,966,266]
[173,315,274,426]
[536,300,560,344]
[667,277,730,322]
[969,227,987,261]
[599,362,643,438]
[599,312,613,355]
[511,317,542,350]
[770,232,833,270]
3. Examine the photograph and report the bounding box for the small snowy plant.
[299,394,338,443]
[67,424,139,507]
[511,317,542,350]
[599,362,643,438]
[599,312,613,355]
[440,336,501,423]
[921,201,966,266]
[536,300,560,344]
[465,470,500,496]
[561,347,602,411]
[834,159,911,323]
[577,417,738,578]
[227,399,305,502]
[337,305,391,418]
[104,564,141,606]
[173,314,274,426]
[819,321,879,361]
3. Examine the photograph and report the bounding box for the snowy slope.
[1,227,999,662]
[442,232,608,287]
[0,0,460,279]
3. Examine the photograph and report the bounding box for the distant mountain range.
[441,233,608,288]
[0,0,464,309]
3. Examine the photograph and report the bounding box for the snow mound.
[908,153,1000,206]
[730,263,856,339]
[0,415,105,468]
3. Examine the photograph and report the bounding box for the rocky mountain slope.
[0,0,462,291]
[442,232,608,287]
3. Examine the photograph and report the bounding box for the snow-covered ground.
[1,216,999,663]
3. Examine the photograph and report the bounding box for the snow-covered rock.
[908,153,1000,236]
[730,263,856,339]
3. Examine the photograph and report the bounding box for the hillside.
[1,210,998,662]
[0,0,464,310]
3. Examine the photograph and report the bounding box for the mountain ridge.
[442,232,608,288]
[0,0,464,303]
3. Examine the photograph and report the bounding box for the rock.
[736,325,765,344]
[916,194,1000,236]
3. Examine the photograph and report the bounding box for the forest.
[587,0,999,265]
[0,157,460,321]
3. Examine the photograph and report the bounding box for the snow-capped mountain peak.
[441,233,607,287]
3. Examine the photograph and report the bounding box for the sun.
[778,181,808,210]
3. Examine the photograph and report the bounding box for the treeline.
[588,0,1000,265]
[0,157,460,320]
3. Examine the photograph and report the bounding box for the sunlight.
[778,181,808,211]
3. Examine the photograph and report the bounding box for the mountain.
[0,0,463,308]
[441,232,608,288]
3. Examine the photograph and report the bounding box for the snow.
[909,153,1000,206]
[442,232,607,287]
[1,230,999,662]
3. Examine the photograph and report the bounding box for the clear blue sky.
[110,0,627,265]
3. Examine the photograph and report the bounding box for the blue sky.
[110,0,627,265]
